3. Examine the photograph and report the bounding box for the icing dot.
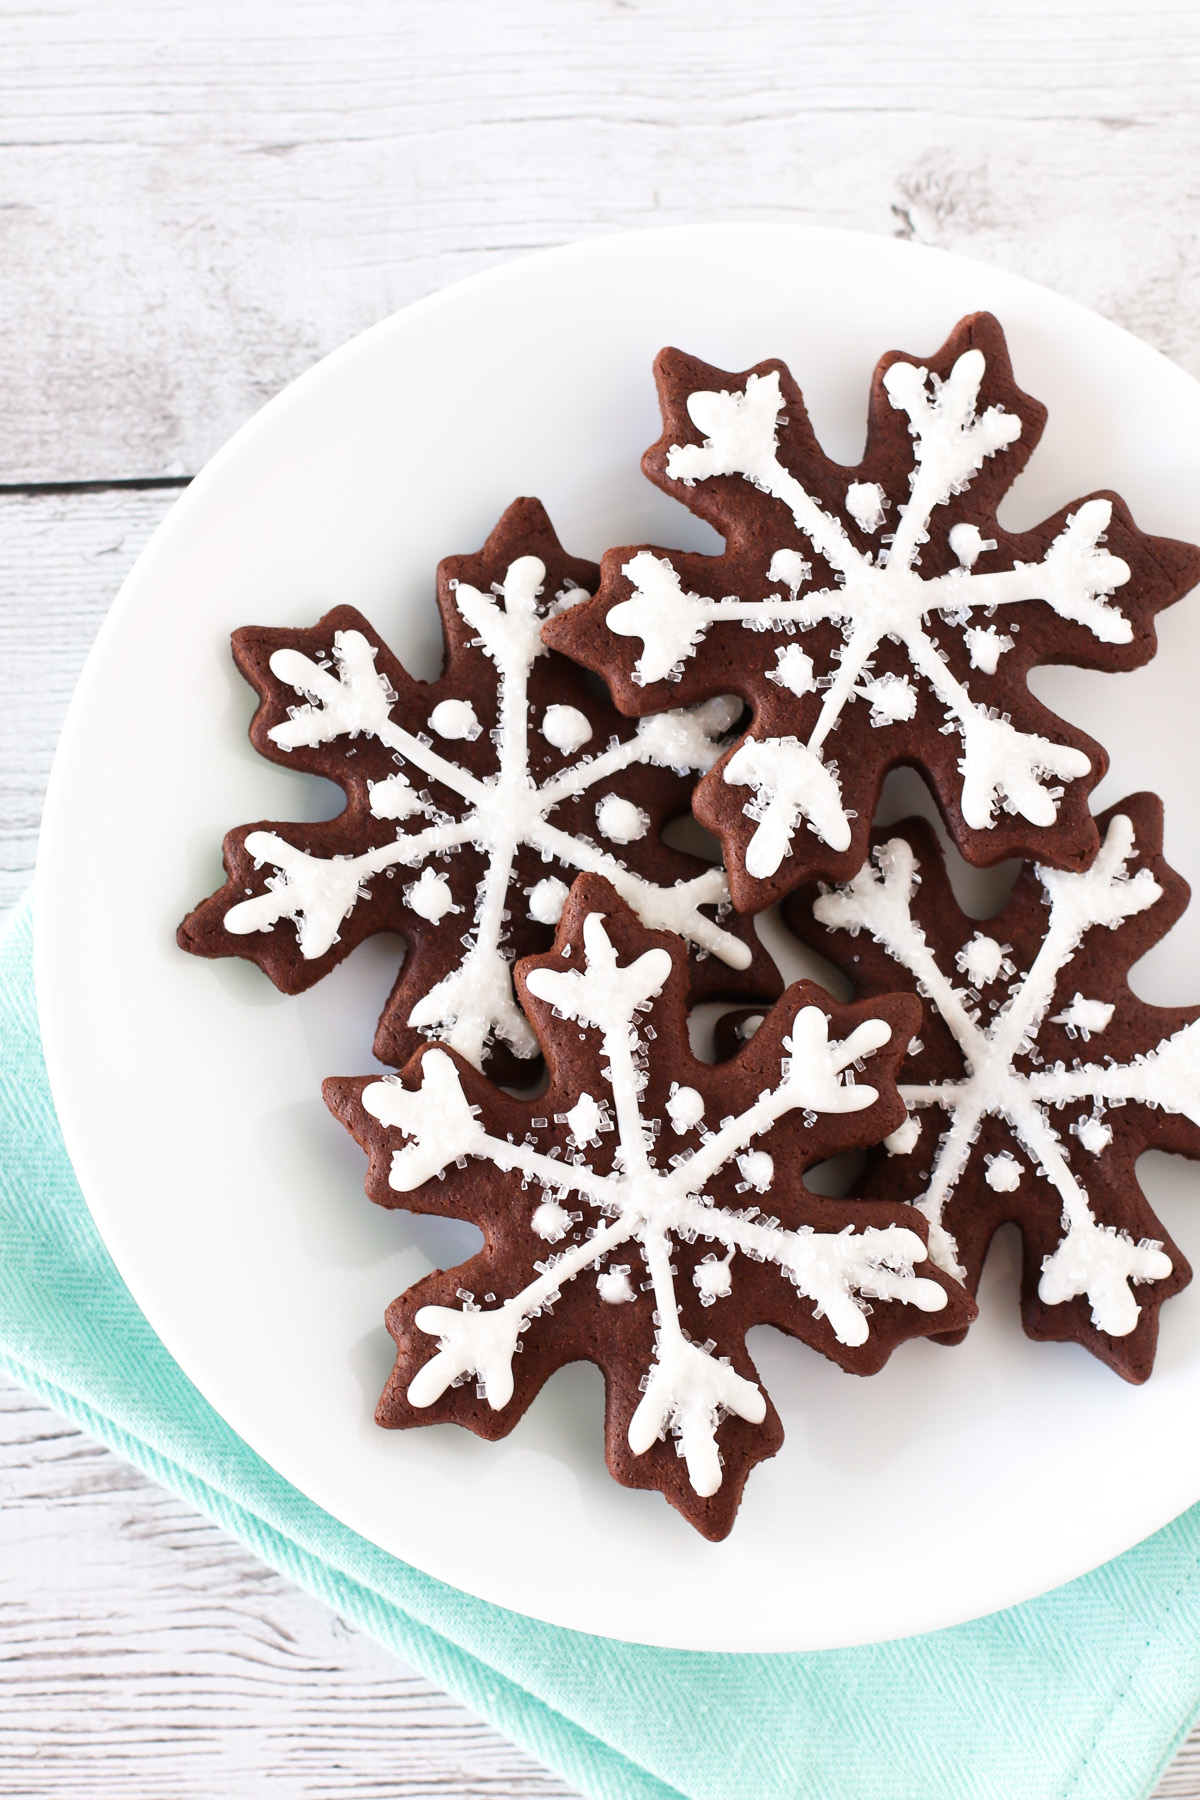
[856,672,916,724]
[1052,994,1115,1039]
[767,547,810,594]
[597,1266,636,1304]
[404,868,458,923]
[694,1254,733,1302]
[948,522,997,569]
[596,794,649,844]
[429,698,481,741]
[770,643,817,698]
[667,1085,705,1134]
[737,1149,774,1192]
[956,933,1004,988]
[845,481,887,532]
[541,704,592,754]
[964,624,1014,675]
[738,1014,764,1041]
[1075,1115,1113,1155]
[884,1114,921,1156]
[368,772,421,820]
[985,1152,1022,1193]
[566,1091,603,1144]
[532,1199,571,1241]
[528,876,570,926]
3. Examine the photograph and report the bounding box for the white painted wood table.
[6,2,1200,1792]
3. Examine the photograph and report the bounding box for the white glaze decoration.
[814,814,1200,1336]
[607,349,1135,875]
[596,794,649,844]
[404,867,459,924]
[527,876,570,926]
[429,698,482,741]
[222,557,751,1069]
[541,704,592,753]
[363,909,946,1499]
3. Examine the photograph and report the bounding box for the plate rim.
[34,221,1200,1650]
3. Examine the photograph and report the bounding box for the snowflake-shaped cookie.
[325,873,972,1538]
[179,500,776,1079]
[785,793,1200,1382]
[545,314,1200,909]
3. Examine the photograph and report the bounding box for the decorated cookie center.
[221,555,752,1070]
[815,813,1200,1339]
[607,347,1136,879]
[359,908,948,1500]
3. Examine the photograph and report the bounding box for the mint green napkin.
[5,891,1200,1800]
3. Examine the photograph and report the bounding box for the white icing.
[855,672,917,726]
[541,704,592,753]
[694,1253,734,1303]
[724,736,851,871]
[779,1007,892,1115]
[268,636,396,747]
[429,698,481,741]
[532,1198,572,1241]
[956,933,1004,988]
[846,482,887,532]
[769,644,817,698]
[368,910,945,1496]
[1052,994,1115,1039]
[363,1048,487,1190]
[608,554,711,685]
[815,814,1187,1335]
[527,876,570,926]
[884,1113,921,1156]
[666,1084,705,1134]
[368,771,422,820]
[1075,1114,1113,1155]
[596,795,649,844]
[597,1266,636,1304]
[227,561,753,1069]
[948,522,996,569]
[635,695,740,772]
[957,709,1088,833]
[224,833,372,959]
[963,624,1013,674]
[566,1091,604,1145]
[985,1152,1022,1193]
[404,867,459,924]
[768,547,811,594]
[737,1014,764,1040]
[737,1150,774,1192]
[611,348,1135,874]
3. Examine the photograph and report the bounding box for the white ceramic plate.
[36,225,1200,1652]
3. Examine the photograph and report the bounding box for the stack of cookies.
[180,313,1200,1538]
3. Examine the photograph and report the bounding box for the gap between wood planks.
[0,476,192,497]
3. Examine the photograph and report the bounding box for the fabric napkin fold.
[5,890,1200,1800]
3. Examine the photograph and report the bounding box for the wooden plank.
[4,0,1200,483]
[0,487,178,917]
[1160,1742,1200,1799]
[0,1375,581,1797]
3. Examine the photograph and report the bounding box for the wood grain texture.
[4,0,1200,483]
[1160,1749,1200,1799]
[0,1376,580,1797]
[0,488,177,915]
